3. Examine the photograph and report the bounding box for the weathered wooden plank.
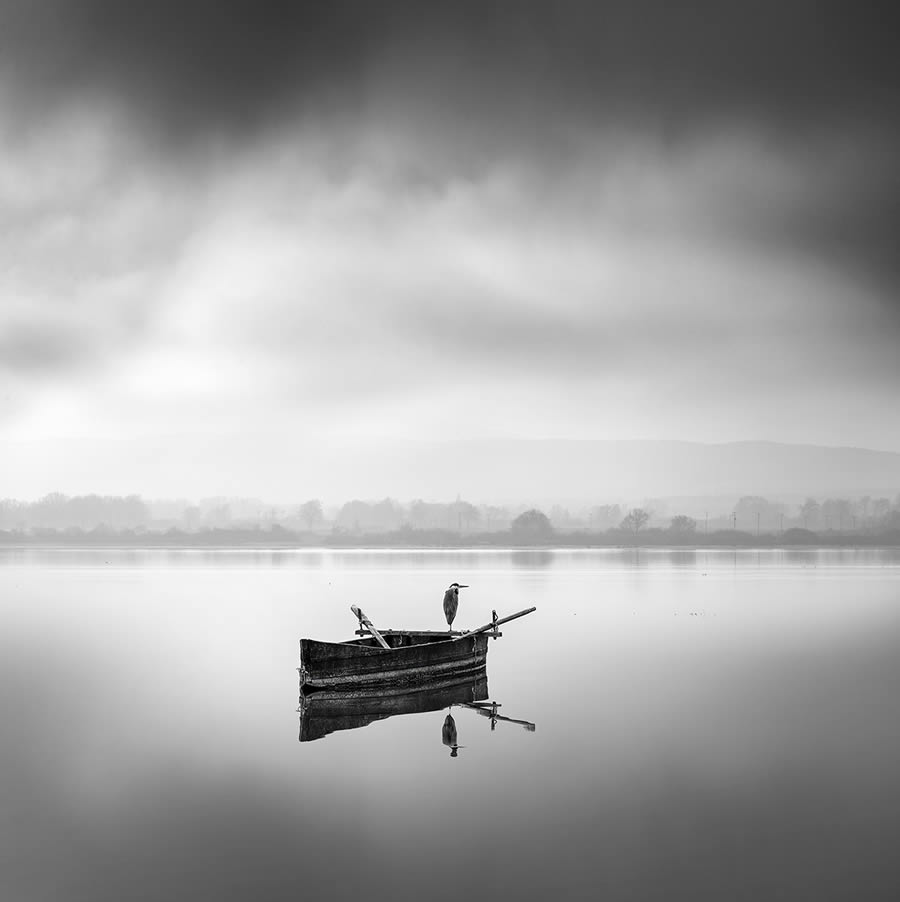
[301,656,486,689]
[350,605,389,649]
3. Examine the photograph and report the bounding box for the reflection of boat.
[442,712,461,757]
[298,605,536,690]
[440,703,536,758]
[299,670,489,742]
[461,701,536,732]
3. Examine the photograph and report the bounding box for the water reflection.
[298,668,536,755]
[4,546,900,571]
[299,671,489,742]
[509,549,555,568]
[461,700,537,733]
[437,702,537,757]
[440,701,537,758]
[441,713,460,757]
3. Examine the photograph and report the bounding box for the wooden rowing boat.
[298,605,536,691]
[299,630,490,690]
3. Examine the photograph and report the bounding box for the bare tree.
[872,498,891,524]
[451,500,480,533]
[299,499,324,532]
[799,498,820,530]
[589,504,622,530]
[483,505,509,532]
[621,508,649,535]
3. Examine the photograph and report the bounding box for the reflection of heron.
[442,582,468,630]
[442,712,461,758]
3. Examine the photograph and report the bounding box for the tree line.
[2,492,900,542]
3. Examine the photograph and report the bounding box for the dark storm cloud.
[763,157,900,298]
[3,1,898,146]
[4,1,898,294]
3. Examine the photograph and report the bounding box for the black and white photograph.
[2,2,900,899]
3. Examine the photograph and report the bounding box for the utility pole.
[732,511,737,531]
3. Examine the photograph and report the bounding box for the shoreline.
[2,541,898,552]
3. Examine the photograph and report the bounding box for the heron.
[442,582,468,631]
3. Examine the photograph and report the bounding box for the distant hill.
[379,440,900,504]
[5,437,900,504]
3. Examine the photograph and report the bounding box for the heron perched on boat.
[442,582,468,630]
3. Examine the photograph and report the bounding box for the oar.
[350,605,390,649]
[461,606,536,637]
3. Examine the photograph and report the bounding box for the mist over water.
[3,548,900,901]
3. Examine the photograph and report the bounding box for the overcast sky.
[2,1,899,496]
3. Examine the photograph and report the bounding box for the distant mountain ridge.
[5,436,900,503]
[391,439,900,503]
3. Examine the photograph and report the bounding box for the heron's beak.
[458,584,469,589]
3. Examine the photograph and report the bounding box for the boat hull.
[299,631,490,690]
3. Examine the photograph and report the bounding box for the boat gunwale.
[309,632,476,653]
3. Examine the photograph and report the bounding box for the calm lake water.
[3,548,900,901]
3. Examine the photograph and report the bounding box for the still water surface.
[3,548,900,900]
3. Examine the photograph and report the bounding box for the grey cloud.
[692,138,900,300]
[2,1,898,296]
[0,124,202,390]
[0,320,86,374]
[2,1,898,146]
